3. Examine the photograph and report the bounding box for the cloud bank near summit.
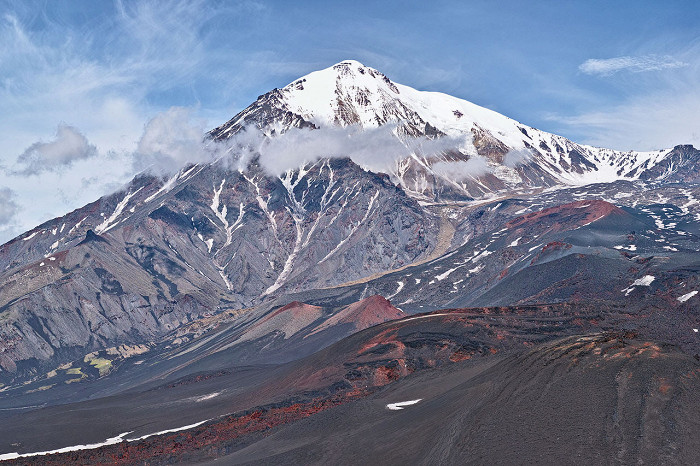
[0,103,513,245]
[130,109,484,180]
[134,107,213,175]
[254,125,470,177]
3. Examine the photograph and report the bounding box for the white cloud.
[0,11,146,171]
[579,55,688,76]
[503,148,532,167]
[256,125,466,176]
[550,41,700,151]
[134,107,212,174]
[219,125,267,172]
[431,158,491,180]
[558,45,700,151]
[14,125,97,175]
[0,188,19,227]
[0,187,20,241]
[554,90,700,151]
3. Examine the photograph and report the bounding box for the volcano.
[0,60,699,464]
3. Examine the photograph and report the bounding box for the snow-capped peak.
[277,59,530,146]
[280,60,404,129]
[209,60,694,197]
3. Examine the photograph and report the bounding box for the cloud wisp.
[431,158,490,180]
[559,43,700,150]
[579,55,688,76]
[129,111,476,182]
[503,148,532,168]
[134,107,213,175]
[254,125,468,177]
[13,125,97,175]
[0,187,20,240]
[0,188,19,227]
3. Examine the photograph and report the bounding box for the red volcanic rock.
[372,363,404,385]
[307,295,404,337]
[238,301,324,342]
[541,241,572,252]
[346,295,405,328]
[10,303,693,465]
[506,200,625,234]
[269,301,322,319]
[13,392,368,465]
[530,241,573,264]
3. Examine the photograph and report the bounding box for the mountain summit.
[209,60,699,199]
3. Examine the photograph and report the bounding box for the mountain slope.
[3,327,697,465]
[223,333,700,466]
[0,159,439,383]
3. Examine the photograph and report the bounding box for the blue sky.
[0,0,699,242]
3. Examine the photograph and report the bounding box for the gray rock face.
[637,145,700,182]
[304,181,700,321]
[0,158,439,383]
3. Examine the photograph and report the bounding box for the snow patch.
[387,281,405,299]
[436,266,462,281]
[96,187,144,234]
[632,275,655,287]
[386,399,422,411]
[0,432,131,461]
[145,172,180,203]
[622,275,655,295]
[677,291,698,303]
[195,392,220,402]
[319,190,380,264]
[127,420,209,442]
[22,231,38,241]
[68,216,87,235]
[473,250,492,262]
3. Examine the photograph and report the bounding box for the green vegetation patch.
[86,357,113,377]
[66,367,84,375]
[26,384,55,394]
